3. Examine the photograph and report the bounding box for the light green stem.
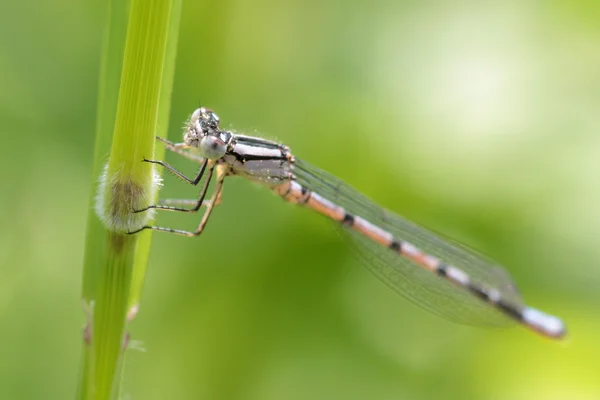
[78,0,180,398]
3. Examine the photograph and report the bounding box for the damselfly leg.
[128,137,224,236]
[135,162,213,214]
[157,137,205,163]
[130,164,226,237]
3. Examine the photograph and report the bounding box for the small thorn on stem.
[127,304,139,322]
[83,323,92,345]
[122,332,130,352]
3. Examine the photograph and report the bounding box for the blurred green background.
[1,0,599,399]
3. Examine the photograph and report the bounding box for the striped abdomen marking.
[274,179,565,339]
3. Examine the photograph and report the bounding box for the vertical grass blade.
[78,0,181,398]
[128,0,183,315]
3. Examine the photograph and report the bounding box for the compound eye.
[208,111,220,125]
[198,107,218,126]
[199,135,227,159]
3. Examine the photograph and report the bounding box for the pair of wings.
[292,159,523,328]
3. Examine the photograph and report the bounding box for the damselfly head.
[184,107,230,160]
[185,107,221,147]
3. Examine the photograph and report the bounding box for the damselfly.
[130,107,566,339]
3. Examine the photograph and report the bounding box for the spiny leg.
[129,165,226,237]
[142,158,208,187]
[155,185,224,211]
[189,165,227,236]
[142,135,207,185]
[157,137,205,163]
[159,195,222,209]
[157,136,187,149]
[135,165,215,213]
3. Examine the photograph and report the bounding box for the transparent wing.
[294,159,523,327]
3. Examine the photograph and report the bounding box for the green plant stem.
[78,0,180,398]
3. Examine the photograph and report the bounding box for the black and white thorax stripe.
[222,134,295,185]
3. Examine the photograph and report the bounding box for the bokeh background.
[1,0,599,399]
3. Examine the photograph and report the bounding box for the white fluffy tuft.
[94,163,162,233]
